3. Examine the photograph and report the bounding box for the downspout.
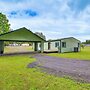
[60,40,61,53]
[80,42,81,52]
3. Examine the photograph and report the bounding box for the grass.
[0,55,90,90]
[48,46,90,60]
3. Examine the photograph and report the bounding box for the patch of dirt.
[27,62,38,68]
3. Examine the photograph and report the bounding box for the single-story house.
[38,37,81,53]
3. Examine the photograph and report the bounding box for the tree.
[35,32,46,40]
[82,40,90,44]
[0,13,10,34]
[81,44,85,49]
[86,40,90,44]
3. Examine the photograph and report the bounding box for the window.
[78,43,80,47]
[55,42,59,47]
[62,42,66,48]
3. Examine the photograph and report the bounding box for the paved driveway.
[32,54,90,83]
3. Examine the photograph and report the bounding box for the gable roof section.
[47,37,81,42]
[0,27,46,42]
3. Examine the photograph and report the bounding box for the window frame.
[78,43,80,47]
[55,42,59,47]
[62,42,66,48]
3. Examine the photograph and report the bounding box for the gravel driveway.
[28,54,90,83]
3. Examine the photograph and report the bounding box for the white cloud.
[0,0,90,41]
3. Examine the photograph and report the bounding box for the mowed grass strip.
[48,46,90,60]
[0,55,90,90]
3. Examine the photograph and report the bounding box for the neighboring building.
[84,44,90,46]
[38,37,81,53]
[9,43,19,46]
[21,44,29,46]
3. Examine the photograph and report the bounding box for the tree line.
[82,40,90,44]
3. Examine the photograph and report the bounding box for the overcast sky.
[0,0,90,41]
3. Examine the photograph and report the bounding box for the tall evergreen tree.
[0,13,10,34]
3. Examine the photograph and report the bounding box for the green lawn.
[48,46,90,60]
[0,55,90,90]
